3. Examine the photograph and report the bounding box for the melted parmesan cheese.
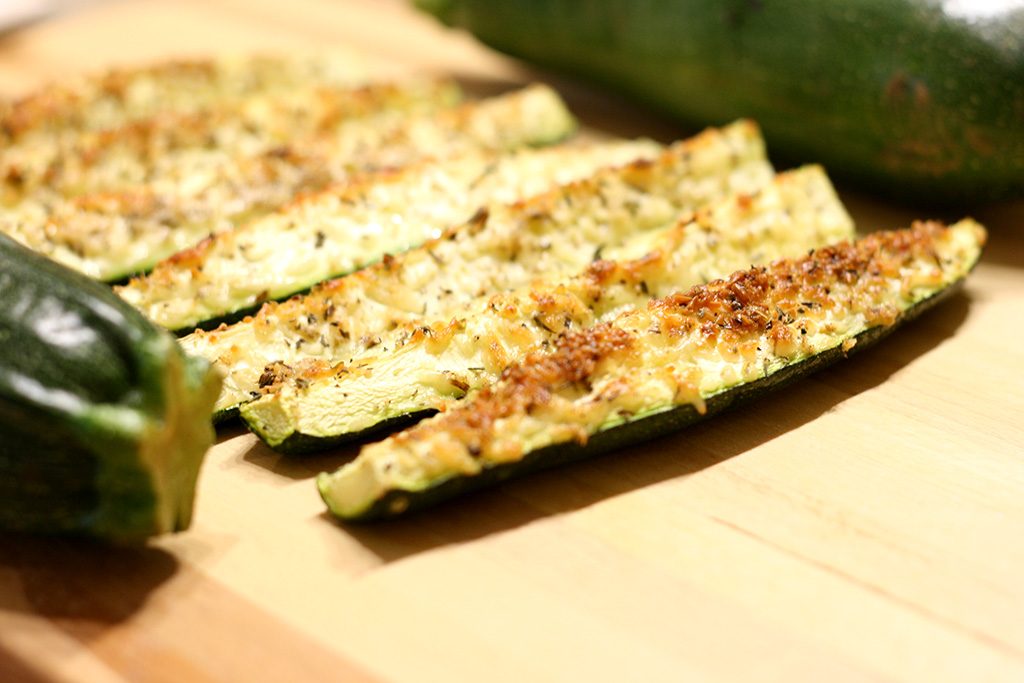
[319,219,987,518]
[241,165,854,447]
[182,121,773,417]
[118,137,661,329]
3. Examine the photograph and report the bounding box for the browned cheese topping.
[118,135,658,329]
[237,165,853,446]
[350,219,983,480]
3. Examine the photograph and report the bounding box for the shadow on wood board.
[0,534,178,625]
[0,644,50,683]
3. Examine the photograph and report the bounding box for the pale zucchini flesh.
[181,121,773,420]
[118,137,662,331]
[243,165,854,453]
[317,219,986,520]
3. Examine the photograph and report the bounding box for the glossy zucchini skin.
[0,234,221,541]
[418,0,1024,203]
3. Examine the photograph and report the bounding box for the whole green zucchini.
[0,233,221,541]
[417,0,1024,203]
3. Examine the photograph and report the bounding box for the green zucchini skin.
[418,0,1024,203]
[0,234,221,541]
[262,410,438,455]
[325,274,966,521]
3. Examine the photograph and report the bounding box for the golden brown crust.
[183,120,771,415]
[393,220,979,458]
[259,165,851,408]
[245,125,755,334]
[105,83,574,295]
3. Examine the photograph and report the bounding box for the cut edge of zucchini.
[79,336,223,540]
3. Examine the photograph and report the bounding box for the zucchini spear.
[318,219,985,520]
[244,165,854,453]
[180,121,772,420]
[118,136,660,331]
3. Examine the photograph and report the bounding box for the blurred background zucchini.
[417,0,1024,204]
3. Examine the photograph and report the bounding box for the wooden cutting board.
[1,1,1022,681]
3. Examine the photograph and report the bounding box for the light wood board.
[1,1,1022,681]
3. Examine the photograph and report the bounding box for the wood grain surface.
[0,1,1022,681]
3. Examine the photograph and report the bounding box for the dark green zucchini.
[417,0,1024,203]
[318,219,985,520]
[0,233,221,541]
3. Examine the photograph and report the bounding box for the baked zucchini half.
[0,233,222,541]
[318,219,985,520]
[3,83,572,281]
[180,120,772,421]
[0,53,368,143]
[244,165,853,453]
[118,137,661,331]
